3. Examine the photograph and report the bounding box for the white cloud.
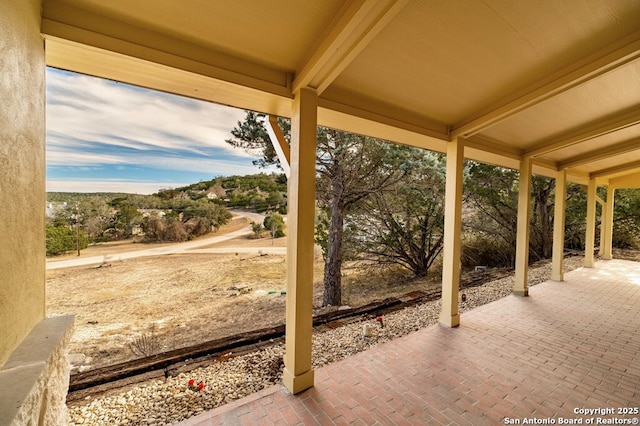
[44,68,282,193]
[46,69,253,166]
[46,179,171,195]
[46,150,130,167]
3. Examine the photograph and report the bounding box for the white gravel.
[68,257,584,425]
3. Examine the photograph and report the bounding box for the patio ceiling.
[42,0,640,186]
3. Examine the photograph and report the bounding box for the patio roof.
[179,259,640,425]
[42,0,640,185]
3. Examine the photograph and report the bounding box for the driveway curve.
[46,211,281,270]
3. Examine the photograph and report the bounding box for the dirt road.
[47,211,270,270]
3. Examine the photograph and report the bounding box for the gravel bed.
[69,257,584,425]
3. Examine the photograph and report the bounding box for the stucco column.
[550,169,566,281]
[0,0,47,365]
[584,178,597,268]
[602,185,615,260]
[439,137,464,328]
[599,198,606,256]
[513,158,532,296]
[0,2,74,424]
[282,87,317,394]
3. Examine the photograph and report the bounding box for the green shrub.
[46,224,88,256]
[264,213,285,238]
[251,221,265,238]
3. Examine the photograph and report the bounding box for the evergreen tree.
[349,150,445,277]
[226,111,410,306]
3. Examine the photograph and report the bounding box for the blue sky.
[46,68,273,194]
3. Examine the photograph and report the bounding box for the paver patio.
[179,259,640,425]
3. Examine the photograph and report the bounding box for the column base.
[282,368,314,394]
[550,273,563,282]
[0,316,74,426]
[513,289,529,297]
[438,313,460,328]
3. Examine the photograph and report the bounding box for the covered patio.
[35,0,640,393]
[2,1,640,424]
[182,259,640,425]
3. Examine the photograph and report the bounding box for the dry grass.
[48,217,523,370]
[47,233,640,372]
[341,263,442,307]
[47,238,435,370]
[47,252,292,367]
[613,247,640,262]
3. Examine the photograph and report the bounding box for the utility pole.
[76,202,80,256]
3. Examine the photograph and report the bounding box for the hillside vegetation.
[46,173,286,255]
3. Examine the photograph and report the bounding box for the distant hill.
[165,172,286,194]
[154,173,287,213]
[47,173,288,214]
[46,192,132,203]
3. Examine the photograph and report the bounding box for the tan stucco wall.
[0,0,46,367]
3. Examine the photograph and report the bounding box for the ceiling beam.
[532,158,558,173]
[292,0,408,95]
[463,135,522,161]
[523,109,640,158]
[610,173,640,189]
[591,159,640,179]
[558,137,640,170]
[46,38,295,121]
[451,29,640,139]
[318,89,449,141]
[41,0,292,99]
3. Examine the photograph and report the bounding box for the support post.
[584,178,597,267]
[602,185,615,260]
[513,158,532,296]
[594,195,606,255]
[598,199,606,256]
[439,137,464,328]
[551,169,566,281]
[282,88,317,394]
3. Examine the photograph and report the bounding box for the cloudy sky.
[46,68,272,194]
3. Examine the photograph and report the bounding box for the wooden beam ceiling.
[591,159,640,179]
[451,30,640,140]
[524,109,640,159]
[292,0,408,95]
[42,0,292,99]
[558,137,640,170]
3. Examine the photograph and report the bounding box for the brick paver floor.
[178,259,640,425]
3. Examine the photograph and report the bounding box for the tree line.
[226,111,640,307]
[46,196,232,255]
